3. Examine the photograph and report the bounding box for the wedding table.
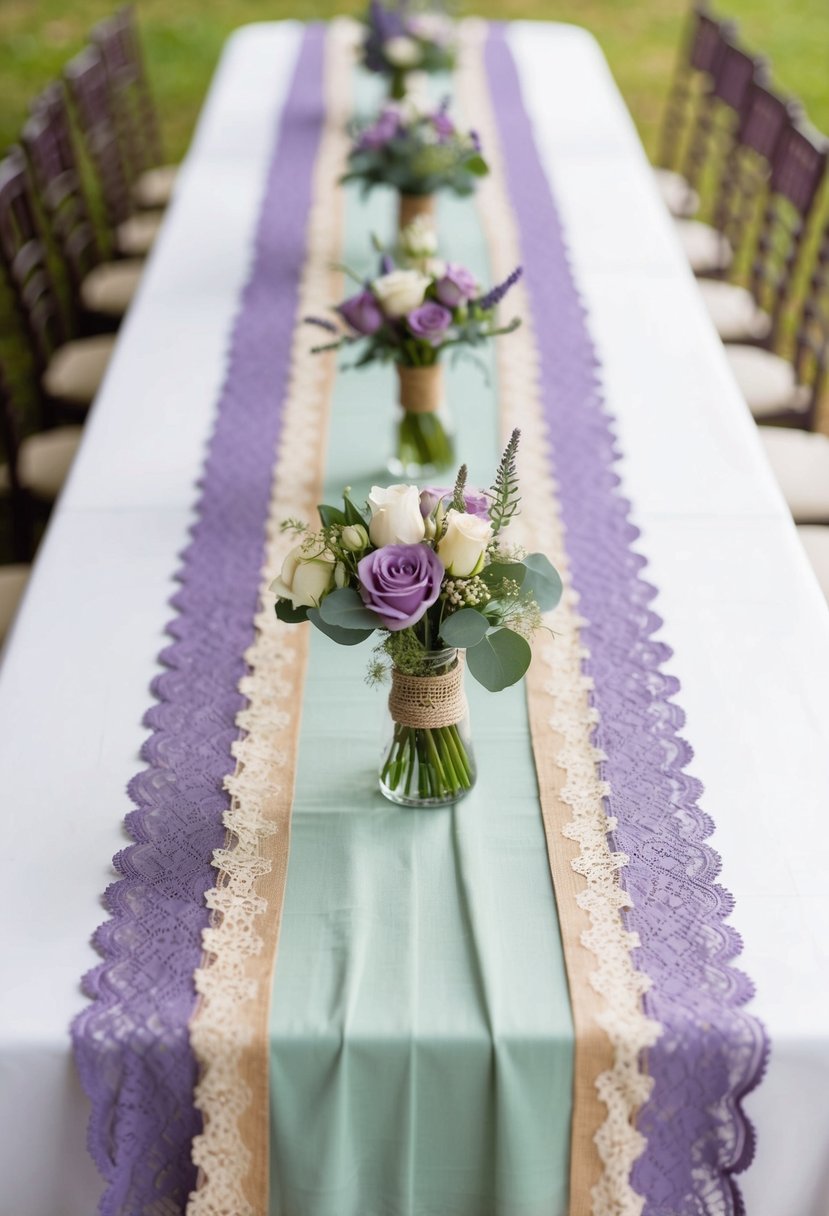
[2,19,829,1216]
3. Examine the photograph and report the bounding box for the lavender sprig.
[304,315,340,334]
[477,266,523,312]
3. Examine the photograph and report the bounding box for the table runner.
[71,19,768,1216]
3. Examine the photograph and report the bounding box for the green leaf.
[465,154,490,177]
[307,609,374,646]
[439,608,490,648]
[520,553,563,612]
[318,587,381,632]
[481,560,526,590]
[466,628,531,691]
[343,491,368,528]
[318,504,347,528]
[275,599,308,624]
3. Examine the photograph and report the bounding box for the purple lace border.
[485,25,769,1216]
[70,26,327,1214]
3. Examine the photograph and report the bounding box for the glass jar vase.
[379,649,476,807]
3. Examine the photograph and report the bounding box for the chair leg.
[9,490,35,561]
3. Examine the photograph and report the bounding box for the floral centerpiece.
[342,98,488,231]
[362,0,456,100]
[307,250,521,476]
[271,431,562,806]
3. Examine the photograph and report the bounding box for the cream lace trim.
[187,22,356,1216]
[456,21,661,1216]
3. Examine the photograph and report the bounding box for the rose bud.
[368,484,426,547]
[342,524,369,552]
[270,541,336,608]
[436,509,493,578]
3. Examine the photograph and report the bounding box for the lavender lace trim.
[485,26,769,1215]
[70,26,326,1214]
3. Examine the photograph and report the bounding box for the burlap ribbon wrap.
[389,661,467,729]
[398,192,436,230]
[396,363,443,415]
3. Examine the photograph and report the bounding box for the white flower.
[406,13,454,44]
[341,523,369,552]
[270,541,335,608]
[436,509,493,577]
[372,269,431,318]
[368,484,426,547]
[383,35,423,68]
[399,215,439,259]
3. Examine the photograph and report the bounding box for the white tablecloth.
[2,22,828,1216]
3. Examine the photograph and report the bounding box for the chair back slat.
[771,125,828,213]
[65,47,133,229]
[22,89,102,299]
[793,221,829,422]
[94,5,164,180]
[0,152,67,374]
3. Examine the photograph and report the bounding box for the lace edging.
[186,22,356,1216]
[457,21,661,1215]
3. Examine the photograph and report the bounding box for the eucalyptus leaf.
[274,599,308,624]
[439,608,490,648]
[307,608,374,646]
[466,628,531,692]
[465,154,489,177]
[318,587,381,631]
[318,504,347,528]
[521,553,563,612]
[481,560,526,590]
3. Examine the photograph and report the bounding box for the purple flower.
[358,543,444,631]
[432,111,455,143]
[338,290,384,336]
[435,263,477,309]
[406,301,452,346]
[358,107,401,150]
[477,266,523,311]
[420,487,490,519]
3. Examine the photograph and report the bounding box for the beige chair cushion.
[133,163,178,210]
[0,564,30,645]
[674,218,733,275]
[759,427,829,523]
[797,526,829,604]
[81,259,144,317]
[653,167,699,218]
[42,334,116,407]
[116,210,163,257]
[728,346,812,420]
[19,426,83,500]
[697,279,772,343]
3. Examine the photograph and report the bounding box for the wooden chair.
[0,150,116,427]
[22,86,144,328]
[93,5,178,211]
[672,40,767,277]
[653,5,737,219]
[65,47,162,259]
[696,80,796,339]
[0,364,82,560]
[721,123,828,425]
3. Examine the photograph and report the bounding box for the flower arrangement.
[306,250,522,475]
[362,0,456,99]
[271,431,562,806]
[342,98,488,229]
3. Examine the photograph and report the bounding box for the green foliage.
[318,587,381,631]
[450,463,468,514]
[488,428,522,535]
[307,608,374,646]
[275,599,308,624]
[466,627,532,691]
[439,606,490,647]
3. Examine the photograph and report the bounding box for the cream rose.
[270,541,335,608]
[368,484,426,547]
[400,215,439,260]
[383,35,423,68]
[436,509,493,577]
[372,269,430,319]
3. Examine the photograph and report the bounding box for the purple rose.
[432,111,455,143]
[338,290,384,335]
[406,301,452,346]
[358,543,444,631]
[358,107,401,151]
[435,263,477,309]
[420,486,490,519]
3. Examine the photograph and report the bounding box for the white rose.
[383,35,423,68]
[368,484,426,547]
[400,215,439,259]
[372,269,431,318]
[436,509,493,577]
[270,541,335,608]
